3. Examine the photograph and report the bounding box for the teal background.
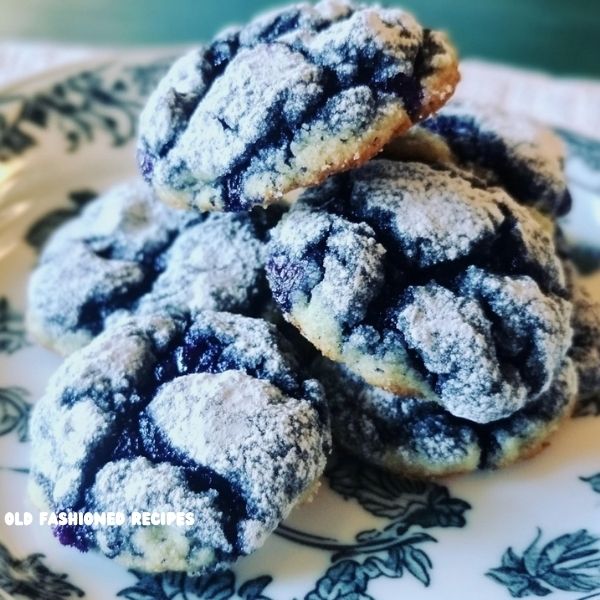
[5,0,600,77]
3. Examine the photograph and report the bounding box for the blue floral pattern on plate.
[487,529,600,598]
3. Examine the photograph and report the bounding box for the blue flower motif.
[487,528,600,597]
[0,297,27,355]
[281,455,470,599]
[325,454,470,528]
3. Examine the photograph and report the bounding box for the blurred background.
[4,0,600,77]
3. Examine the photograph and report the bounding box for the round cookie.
[137,0,459,212]
[27,180,271,355]
[29,310,330,574]
[383,100,571,216]
[315,356,577,477]
[266,159,573,423]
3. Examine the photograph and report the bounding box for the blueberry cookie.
[138,0,459,212]
[315,356,576,477]
[29,310,330,574]
[27,180,270,355]
[567,273,600,415]
[266,159,573,422]
[383,100,571,216]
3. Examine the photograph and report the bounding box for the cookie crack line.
[76,227,184,336]
[77,211,269,335]
[419,107,572,217]
[293,167,566,301]
[143,3,358,166]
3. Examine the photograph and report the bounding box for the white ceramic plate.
[0,52,599,600]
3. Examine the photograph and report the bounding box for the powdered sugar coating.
[564,265,600,415]
[266,159,572,422]
[29,311,330,573]
[27,180,269,355]
[138,0,458,211]
[316,356,576,477]
[385,99,571,216]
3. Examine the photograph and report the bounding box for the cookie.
[383,100,571,216]
[566,270,600,414]
[315,357,576,477]
[266,159,573,423]
[27,180,270,355]
[29,310,330,574]
[137,0,459,212]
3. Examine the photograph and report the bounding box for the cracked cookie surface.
[29,310,330,574]
[137,0,458,212]
[384,100,571,217]
[315,356,576,477]
[266,159,573,423]
[27,180,271,355]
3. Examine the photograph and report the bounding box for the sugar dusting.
[267,159,572,422]
[29,311,330,573]
[316,355,576,476]
[28,180,268,354]
[138,0,457,210]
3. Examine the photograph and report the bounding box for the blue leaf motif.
[305,560,371,600]
[522,529,545,577]
[117,570,273,600]
[360,555,395,579]
[326,454,470,527]
[406,486,471,529]
[502,547,525,570]
[536,531,600,593]
[0,57,174,161]
[581,473,600,494]
[117,572,172,600]
[186,570,235,599]
[0,542,84,599]
[402,546,432,586]
[0,297,27,355]
[238,575,273,600]
[294,454,468,598]
[487,565,552,598]
[354,529,381,543]
[487,529,600,597]
[25,189,97,252]
[364,549,404,579]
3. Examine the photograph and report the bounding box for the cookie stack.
[26,0,600,576]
